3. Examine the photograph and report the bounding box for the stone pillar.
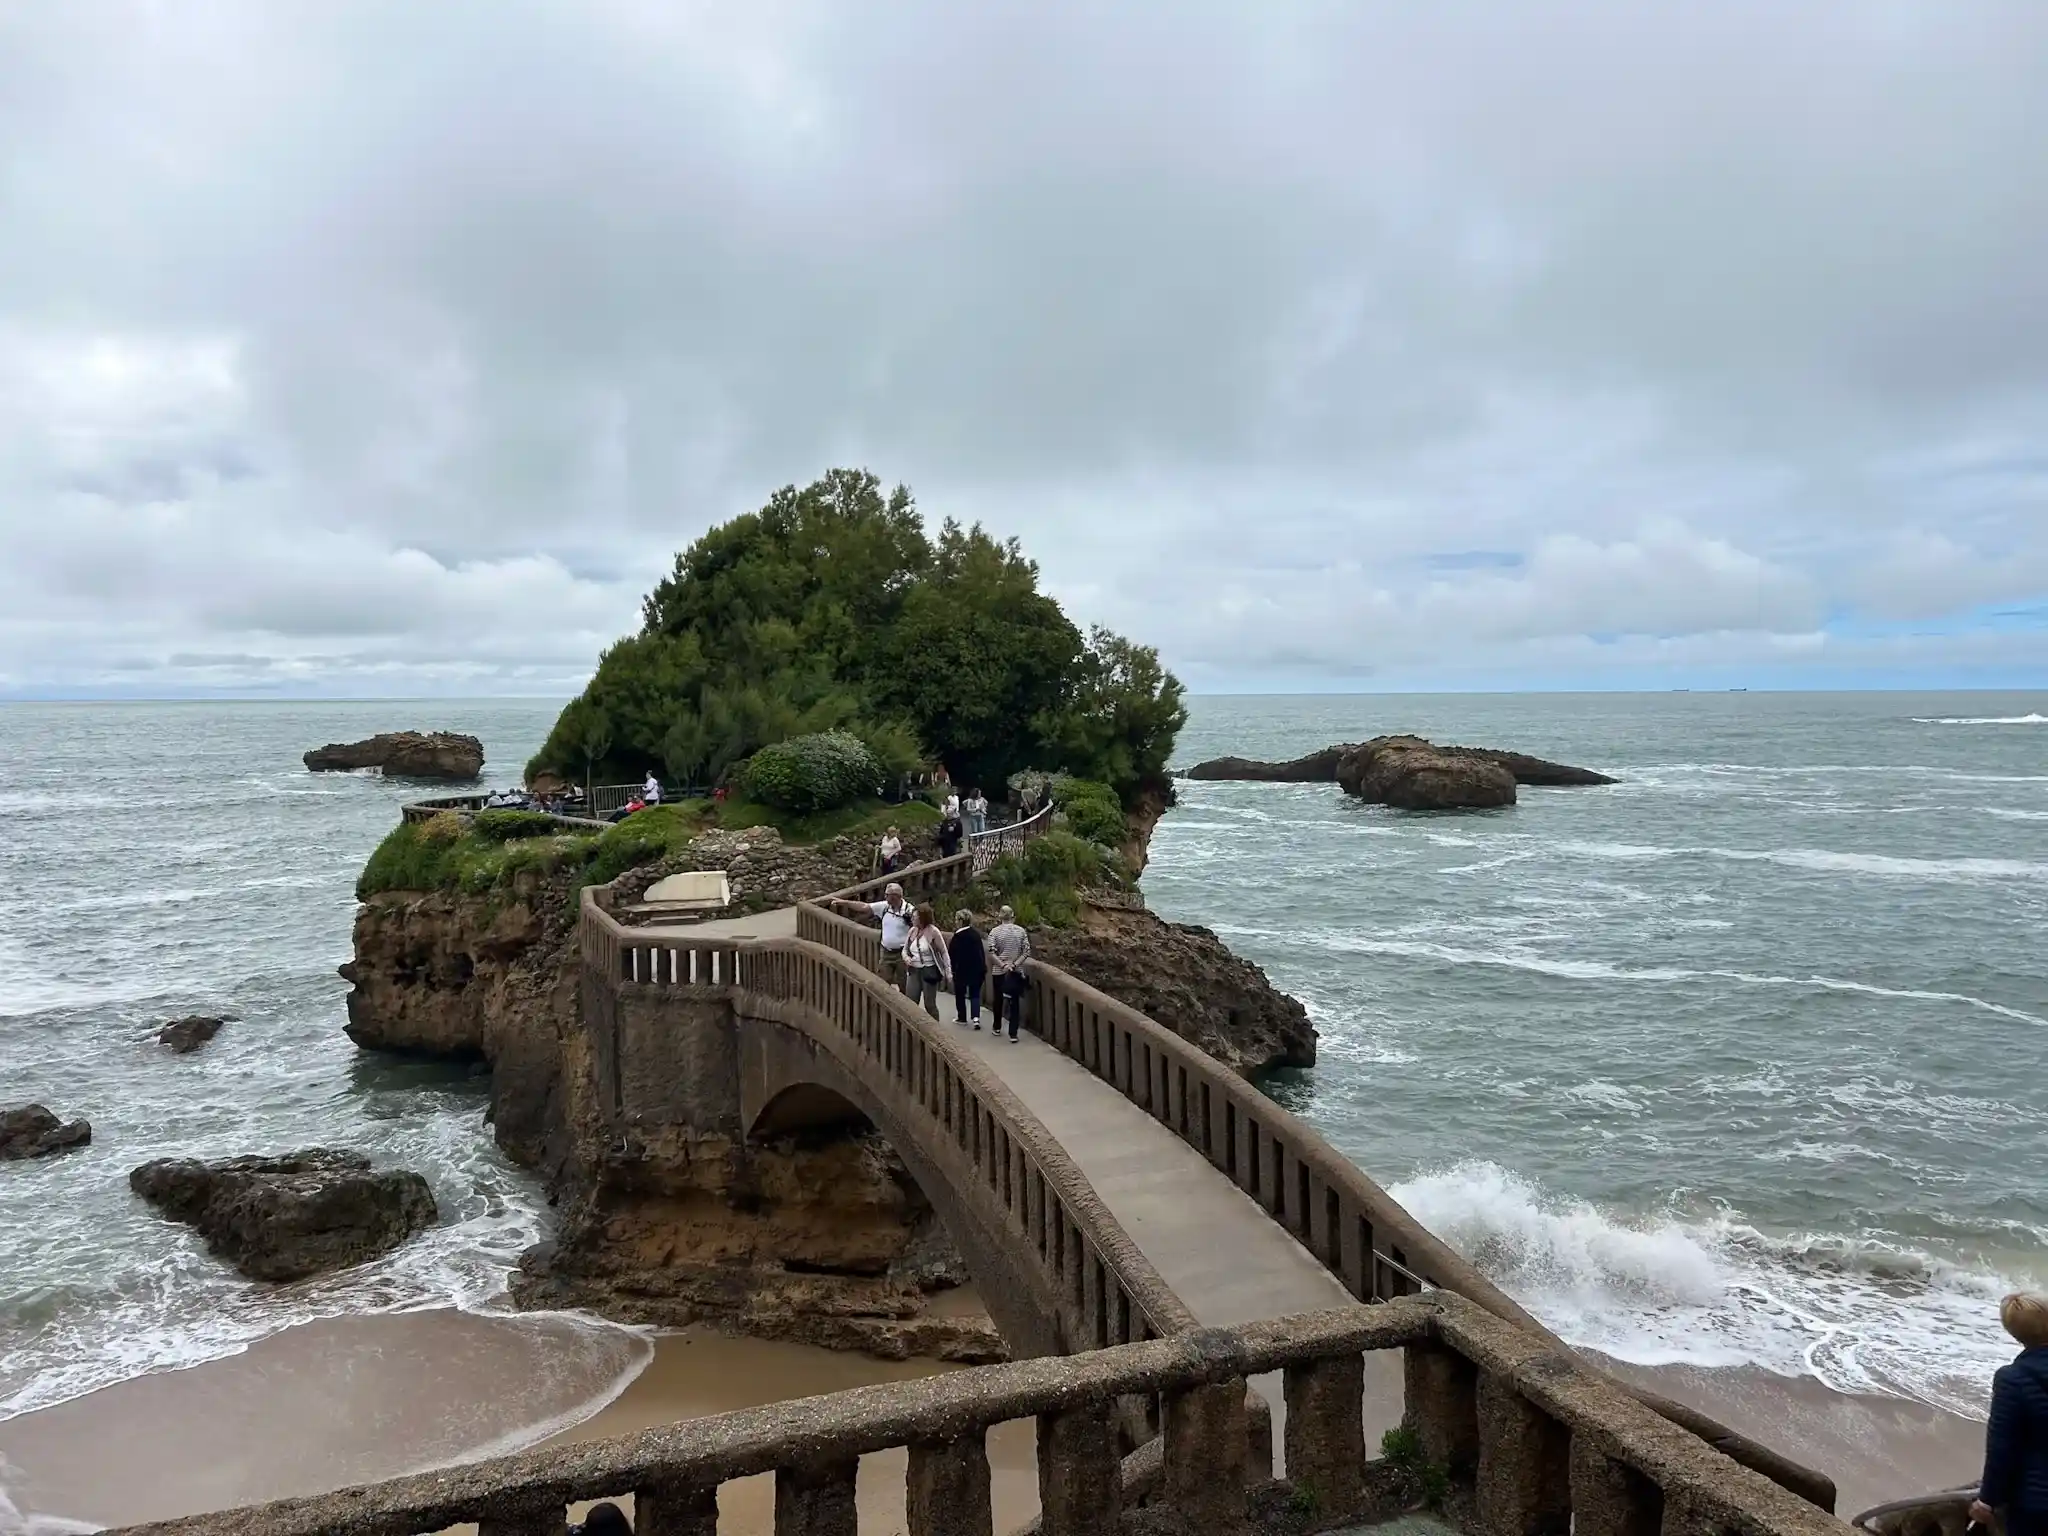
[908,1434,994,1536]
[1569,1437,1663,1536]
[1162,1378,1249,1533]
[1286,1352,1367,1519]
[478,1505,563,1536]
[637,1480,721,1536]
[1245,1383,1275,1484]
[1037,1400,1121,1536]
[1404,1339,1480,1479]
[775,1457,859,1536]
[1476,1371,1571,1536]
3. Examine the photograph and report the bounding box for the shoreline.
[0,1296,1991,1531]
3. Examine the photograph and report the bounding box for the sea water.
[0,693,2041,1456]
[1148,691,2048,1418]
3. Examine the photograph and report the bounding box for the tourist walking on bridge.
[949,910,987,1029]
[903,906,952,1019]
[831,882,915,994]
[1974,1292,2048,1536]
[987,905,1031,1041]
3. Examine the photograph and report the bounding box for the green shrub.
[417,811,466,844]
[741,731,885,813]
[471,809,562,842]
[1051,776,1125,848]
[583,804,700,887]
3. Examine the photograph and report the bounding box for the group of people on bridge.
[828,883,1031,1039]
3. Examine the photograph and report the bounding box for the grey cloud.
[1,0,2045,694]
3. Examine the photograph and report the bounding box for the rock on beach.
[129,1149,439,1281]
[1,1104,93,1160]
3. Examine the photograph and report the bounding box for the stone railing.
[400,793,610,831]
[579,883,1197,1359]
[1850,1486,1981,1536]
[108,1292,1848,1536]
[792,868,1835,1513]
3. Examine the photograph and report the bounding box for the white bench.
[627,870,732,917]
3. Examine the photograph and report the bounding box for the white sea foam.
[1391,1161,2034,1413]
[1913,713,2048,725]
[1556,839,2048,882]
[0,1470,99,1536]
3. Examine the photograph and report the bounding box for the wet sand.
[0,1306,1036,1534]
[1597,1354,1987,1521]
[0,1302,1991,1532]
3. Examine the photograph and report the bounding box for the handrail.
[105,1293,1850,1536]
[579,882,1195,1352]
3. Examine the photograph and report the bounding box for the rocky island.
[1188,733,1614,809]
[338,471,1312,1363]
[304,730,484,780]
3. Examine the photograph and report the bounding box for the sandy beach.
[0,1298,1993,1532]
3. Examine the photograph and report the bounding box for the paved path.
[640,907,798,940]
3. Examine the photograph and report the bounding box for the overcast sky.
[4,1,2046,697]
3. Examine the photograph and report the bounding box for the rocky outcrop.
[1,1104,92,1160]
[129,1149,438,1281]
[304,731,484,780]
[1183,747,1349,783]
[1030,901,1316,1072]
[157,1015,226,1054]
[1185,738,1614,796]
[510,1131,1004,1364]
[1337,735,1519,810]
[1118,781,1175,878]
[342,838,995,1359]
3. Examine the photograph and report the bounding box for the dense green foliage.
[965,830,1114,927]
[526,469,1184,804]
[1049,776,1125,848]
[471,809,563,842]
[740,730,884,813]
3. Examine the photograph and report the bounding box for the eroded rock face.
[510,1130,1005,1364]
[1185,739,1615,796]
[1,1104,92,1160]
[1336,735,1519,810]
[304,731,484,780]
[129,1149,438,1281]
[157,1015,226,1054]
[1030,902,1317,1072]
[342,847,996,1359]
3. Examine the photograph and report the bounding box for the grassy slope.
[356,797,943,901]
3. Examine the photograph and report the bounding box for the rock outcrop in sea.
[303,731,485,780]
[1186,735,1614,810]
[128,1149,439,1281]
[0,1103,92,1160]
[157,1014,227,1054]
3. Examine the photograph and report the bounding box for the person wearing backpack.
[902,905,952,1019]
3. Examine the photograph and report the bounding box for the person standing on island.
[987,904,1031,1042]
[903,905,952,1018]
[964,787,988,837]
[949,910,988,1029]
[641,770,662,805]
[1974,1292,2048,1536]
[877,824,903,874]
[830,882,916,994]
[936,809,963,858]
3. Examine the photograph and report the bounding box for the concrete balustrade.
[107,1296,1851,1536]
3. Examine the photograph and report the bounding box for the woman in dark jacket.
[948,911,988,1029]
[1975,1292,2048,1536]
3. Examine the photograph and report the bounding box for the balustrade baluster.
[1284,1352,1366,1520]
[1568,1436,1662,1536]
[907,1434,994,1536]
[1163,1378,1249,1534]
[1476,1370,1571,1536]
[1036,1401,1120,1536]
[774,1457,859,1536]
[1404,1338,1480,1487]
[636,1479,720,1536]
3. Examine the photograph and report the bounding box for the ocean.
[0,693,2042,1512]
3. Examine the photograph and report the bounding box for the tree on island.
[527,469,1185,807]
